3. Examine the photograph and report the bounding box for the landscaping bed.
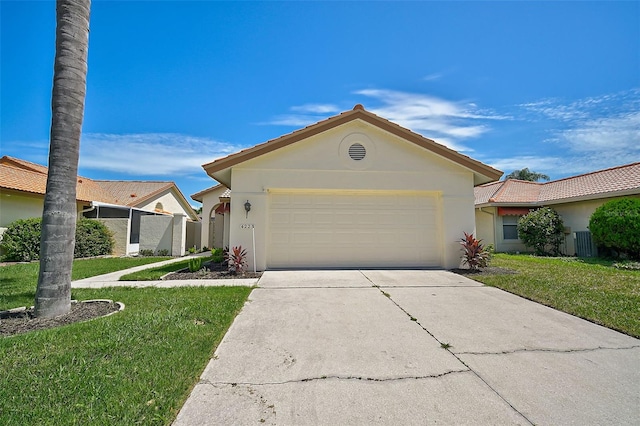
[1,300,122,337]
[164,260,262,280]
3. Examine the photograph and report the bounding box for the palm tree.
[505,168,550,182]
[35,0,91,318]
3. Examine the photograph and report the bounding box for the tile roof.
[190,183,225,202]
[1,156,198,221]
[93,180,174,207]
[475,162,640,205]
[0,156,118,204]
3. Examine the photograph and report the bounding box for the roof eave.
[202,107,503,184]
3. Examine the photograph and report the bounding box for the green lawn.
[0,257,170,310]
[119,256,213,281]
[0,285,251,425]
[472,254,640,338]
[1,258,250,424]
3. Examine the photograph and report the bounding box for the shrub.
[225,246,247,275]
[0,218,41,262]
[188,257,203,272]
[156,248,170,256]
[459,232,490,270]
[0,217,114,262]
[74,218,114,258]
[589,198,640,260]
[211,247,224,263]
[188,246,197,254]
[139,249,155,257]
[517,207,565,256]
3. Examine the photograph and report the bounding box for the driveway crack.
[198,369,471,387]
[456,344,640,356]
[359,270,535,425]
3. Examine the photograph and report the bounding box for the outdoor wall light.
[244,200,251,218]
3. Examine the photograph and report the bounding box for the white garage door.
[267,191,440,268]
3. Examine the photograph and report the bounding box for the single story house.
[191,184,230,250]
[199,104,502,270]
[475,162,640,256]
[0,155,199,256]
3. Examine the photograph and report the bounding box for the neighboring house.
[199,105,502,270]
[0,155,200,256]
[475,162,640,256]
[92,180,201,253]
[191,184,230,250]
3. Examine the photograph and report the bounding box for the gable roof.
[1,156,198,220]
[202,105,503,187]
[94,180,199,220]
[0,156,118,204]
[475,162,640,206]
[190,183,225,203]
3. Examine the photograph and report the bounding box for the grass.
[473,254,640,338]
[0,285,251,425]
[119,257,213,281]
[0,257,170,310]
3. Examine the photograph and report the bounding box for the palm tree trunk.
[35,0,91,318]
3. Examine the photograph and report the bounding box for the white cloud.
[79,133,244,176]
[291,103,340,114]
[354,89,509,152]
[557,111,640,153]
[422,72,443,81]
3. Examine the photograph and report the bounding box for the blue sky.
[2,1,639,206]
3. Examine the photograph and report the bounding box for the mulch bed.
[163,260,262,280]
[450,266,518,276]
[1,300,121,337]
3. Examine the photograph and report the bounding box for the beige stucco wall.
[226,121,477,270]
[0,191,88,228]
[475,207,496,248]
[97,218,129,256]
[140,215,173,254]
[197,185,228,249]
[137,189,197,222]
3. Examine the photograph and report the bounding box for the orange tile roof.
[0,156,118,204]
[475,162,640,205]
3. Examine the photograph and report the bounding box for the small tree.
[505,168,550,182]
[517,207,564,256]
[589,198,640,259]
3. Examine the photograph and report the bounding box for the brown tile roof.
[203,105,503,187]
[190,183,225,202]
[93,180,174,207]
[94,180,199,220]
[0,156,118,204]
[475,162,640,205]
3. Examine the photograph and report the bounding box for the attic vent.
[348,143,366,161]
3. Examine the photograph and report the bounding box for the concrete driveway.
[174,270,640,425]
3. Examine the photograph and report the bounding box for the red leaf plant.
[459,232,490,271]
[225,246,248,275]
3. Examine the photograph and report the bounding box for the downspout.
[478,207,497,249]
[80,202,96,215]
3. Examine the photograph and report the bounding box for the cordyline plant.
[225,246,248,275]
[459,232,490,271]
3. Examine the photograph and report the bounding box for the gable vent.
[348,143,366,161]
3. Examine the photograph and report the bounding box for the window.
[503,216,520,240]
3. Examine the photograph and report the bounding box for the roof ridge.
[543,161,640,185]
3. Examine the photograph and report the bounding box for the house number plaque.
[240,224,255,229]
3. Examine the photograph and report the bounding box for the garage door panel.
[268,192,440,268]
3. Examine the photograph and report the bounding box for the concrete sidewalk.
[174,270,640,425]
[71,253,258,288]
